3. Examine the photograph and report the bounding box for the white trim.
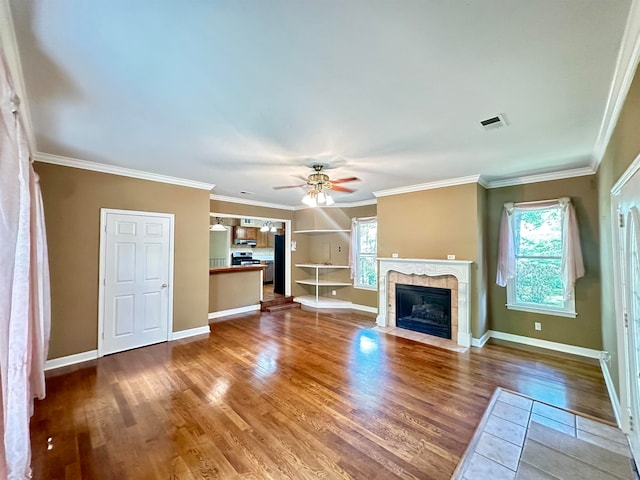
[351,303,378,314]
[485,167,595,189]
[98,209,175,357]
[472,330,492,348]
[593,0,640,168]
[600,353,623,428]
[505,303,578,319]
[210,194,295,211]
[373,175,481,197]
[612,153,640,195]
[490,330,601,359]
[293,198,378,210]
[44,350,98,371]
[0,0,37,152]
[35,152,215,190]
[170,326,210,340]
[208,304,260,320]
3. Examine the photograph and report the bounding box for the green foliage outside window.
[512,208,564,307]
[356,219,377,288]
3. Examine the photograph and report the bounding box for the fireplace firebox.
[395,284,451,339]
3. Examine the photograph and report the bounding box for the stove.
[231,251,261,266]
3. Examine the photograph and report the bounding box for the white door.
[614,160,640,458]
[100,209,173,355]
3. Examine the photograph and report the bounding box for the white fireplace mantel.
[377,258,473,347]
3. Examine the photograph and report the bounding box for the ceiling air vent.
[480,113,509,131]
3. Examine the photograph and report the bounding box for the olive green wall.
[377,183,487,338]
[486,176,601,349]
[209,270,262,312]
[598,64,640,395]
[35,162,210,359]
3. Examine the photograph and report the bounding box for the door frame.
[210,212,292,296]
[98,208,175,357]
[612,154,640,440]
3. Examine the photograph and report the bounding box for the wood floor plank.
[31,309,615,479]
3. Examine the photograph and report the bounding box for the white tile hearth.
[373,326,468,353]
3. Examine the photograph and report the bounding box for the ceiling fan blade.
[272,184,306,190]
[331,176,360,184]
[330,185,355,193]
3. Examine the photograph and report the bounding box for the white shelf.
[294,295,353,309]
[295,264,350,269]
[293,229,350,234]
[296,280,352,286]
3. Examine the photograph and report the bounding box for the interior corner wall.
[486,175,601,349]
[598,62,640,396]
[376,183,486,337]
[35,162,211,360]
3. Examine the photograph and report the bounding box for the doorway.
[612,155,640,460]
[98,209,174,356]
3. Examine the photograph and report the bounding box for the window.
[497,198,584,318]
[351,217,377,289]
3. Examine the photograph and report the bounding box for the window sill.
[354,285,378,291]
[506,304,577,318]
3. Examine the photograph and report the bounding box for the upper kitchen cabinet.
[234,226,258,241]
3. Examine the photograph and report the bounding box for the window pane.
[515,258,564,307]
[358,256,377,287]
[514,208,562,257]
[359,221,377,254]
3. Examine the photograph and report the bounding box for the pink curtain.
[0,49,51,479]
[496,197,584,300]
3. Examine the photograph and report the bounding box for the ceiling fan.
[273,163,360,193]
[272,163,360,206]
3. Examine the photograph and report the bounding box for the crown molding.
[484,166,595,189]
[34,152,215,190]
[292,198,378,210]
[592,0,640,168]
[373,175,482,198]
[0,0,37,152]
[209,194,295,211]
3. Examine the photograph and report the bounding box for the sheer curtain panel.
[0,49,51,479]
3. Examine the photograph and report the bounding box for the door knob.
[161,283,168,288]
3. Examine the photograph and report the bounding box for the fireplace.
[377,258,472,347]
[396,284,451,339]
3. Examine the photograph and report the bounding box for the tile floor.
[453,388,635,479]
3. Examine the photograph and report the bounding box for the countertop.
[209,265,267,275]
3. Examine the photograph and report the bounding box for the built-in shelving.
[293,229,350,234]
[294,263,352,307]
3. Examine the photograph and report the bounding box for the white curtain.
[496,197,584,300]
[0,49,51,479]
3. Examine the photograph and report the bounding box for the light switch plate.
[447,254,456,260]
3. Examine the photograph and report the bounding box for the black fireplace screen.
[395,283,451,339]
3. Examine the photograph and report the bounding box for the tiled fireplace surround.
[376,258,473,347]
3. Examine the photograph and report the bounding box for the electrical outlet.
[338,246,341,252]
[331,290,337,296]
[392,253,399,258]
[534,322,541,331]
[447,254,456,260]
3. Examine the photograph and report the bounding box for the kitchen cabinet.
[233,226,257,241]
[257,230,271,248]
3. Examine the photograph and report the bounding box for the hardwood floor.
[31,309,614,479]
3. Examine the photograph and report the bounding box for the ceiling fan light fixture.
[317,190,326,204]
[324,193,335,206]
[302,190,317,207]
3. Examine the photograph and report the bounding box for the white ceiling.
[7,0,634,206]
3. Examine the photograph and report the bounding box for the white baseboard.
[208,304,260,320]
[170,325,210,340]
[351,304,378,314]
[44,350,98,371]
[600,354,622,428]
[490,330,601,359]
[472,330,492,348]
